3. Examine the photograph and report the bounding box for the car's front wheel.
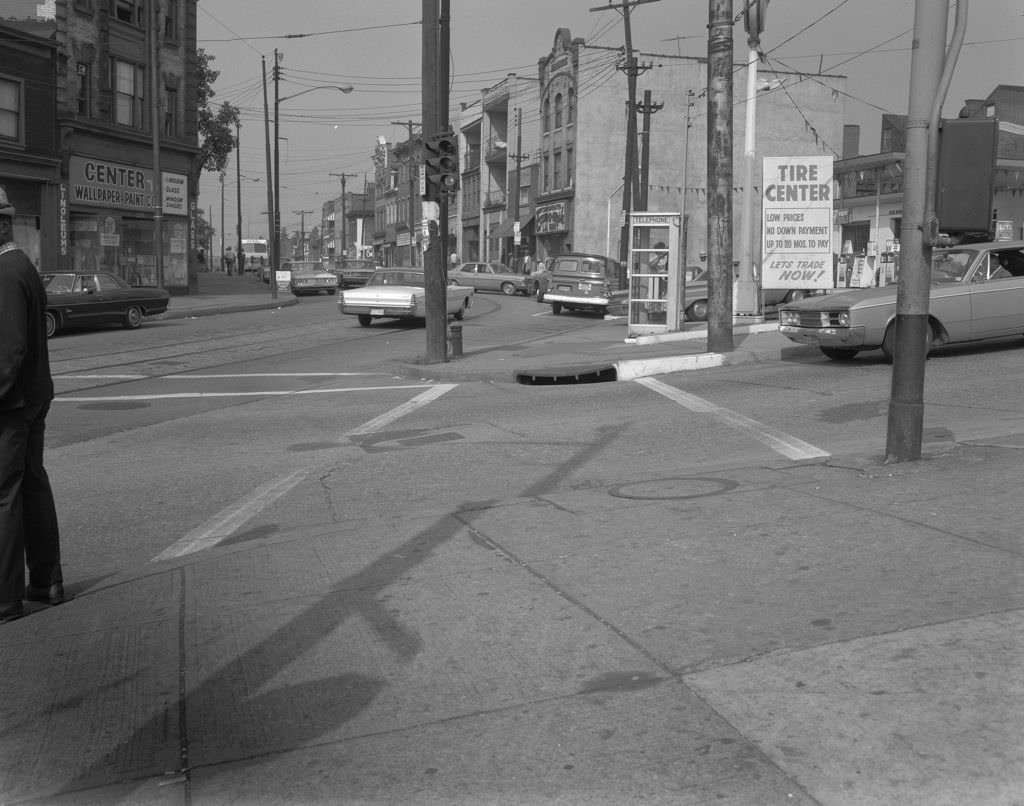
[551,301,562,315]
[357,314,372,327]
[820,346,859,361]
[44,311,58,338]
[881,320,934,362]
[500,282,517,295]
[123,305,144,329]
[685,299,708,322]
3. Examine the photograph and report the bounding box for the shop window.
[0,77,22,142]
[163,86,177,136]
[163,0,178,40]
[113,59,145,129]
[76,63,91,117]
[114,0,144,26]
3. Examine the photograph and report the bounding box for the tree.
[197,49,240,174]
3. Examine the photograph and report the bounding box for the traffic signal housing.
[424,132,459,198]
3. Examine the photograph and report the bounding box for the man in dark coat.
[0,186,64,623]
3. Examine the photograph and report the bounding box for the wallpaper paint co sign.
[761,156,834,290]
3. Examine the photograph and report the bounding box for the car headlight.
[779,310,799,326]
[835,311,850,327]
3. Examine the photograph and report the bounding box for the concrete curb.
[160,295,299,320]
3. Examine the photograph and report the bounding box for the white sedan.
[337,266,475,327]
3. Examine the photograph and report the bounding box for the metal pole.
[421,0,446,362]
[735,40,762,317]
[150,0,163,287]
[885,0,948,462]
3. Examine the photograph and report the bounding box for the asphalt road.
[45,290,1024,593]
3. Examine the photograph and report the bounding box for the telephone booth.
[627,212,680,337]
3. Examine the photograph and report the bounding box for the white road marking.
[161,372,386,378]
[55,385,433,402]
[152,383,458,561]
[635,376,830,461]
[54,374,149,380]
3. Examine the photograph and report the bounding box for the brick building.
[1,0,202,292]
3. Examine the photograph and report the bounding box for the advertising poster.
[761,155,834,290]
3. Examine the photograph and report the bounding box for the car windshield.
[930,250,977,283]
[42,273,76,294]
[368,270,424,287]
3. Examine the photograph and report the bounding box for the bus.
[241,238,269,281]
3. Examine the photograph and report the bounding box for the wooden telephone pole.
[590,0,660,262]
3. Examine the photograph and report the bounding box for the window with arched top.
[554,93,563,128]
[543,98,551,132]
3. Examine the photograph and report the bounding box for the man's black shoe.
[26,583,66,605]
[0,602,25,622]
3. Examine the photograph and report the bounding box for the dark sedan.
[42,271,170,337]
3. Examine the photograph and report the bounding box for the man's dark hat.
[0,186,14,217]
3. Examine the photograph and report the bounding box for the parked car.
[680,268,814,322]
[41,271,170,338]
[778,240,1024,361]
[542,253,628,316]
[450,261,531,296]
[286,261,339,296]
[335,258,379,289]
[337,266,475,327]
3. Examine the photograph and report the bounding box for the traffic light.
[424,132,458,198]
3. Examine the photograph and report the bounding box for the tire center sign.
[761,156,833,289]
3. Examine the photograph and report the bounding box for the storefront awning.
[491,214,534,239]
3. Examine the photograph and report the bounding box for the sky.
[196,0,1023,247]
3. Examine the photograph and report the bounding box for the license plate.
[370,308,385,315]
[578,282,592,291]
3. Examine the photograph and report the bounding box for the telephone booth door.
[627,213,680,337]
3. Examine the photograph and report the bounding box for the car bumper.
[544,292,614,306]
[340,303,416,318]
[779,325,866,347]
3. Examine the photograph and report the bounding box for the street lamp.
[273,82,353,290]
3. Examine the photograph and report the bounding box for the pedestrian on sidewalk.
[0,187,65,623]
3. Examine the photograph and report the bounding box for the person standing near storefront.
[0,187,65,623]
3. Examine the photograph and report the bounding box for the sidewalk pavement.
[3,273,1020,804]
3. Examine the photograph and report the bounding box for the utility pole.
[293,209,312,259]
[706,0,734,353]
[391,119,421,267]
[330,172,358,260]
[261,55,277,298]
[235,120,243,273]
[590,0,659,263]
[885,0,949,462]
[635,89,663,212]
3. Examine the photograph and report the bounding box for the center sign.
[761,155,834,290]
